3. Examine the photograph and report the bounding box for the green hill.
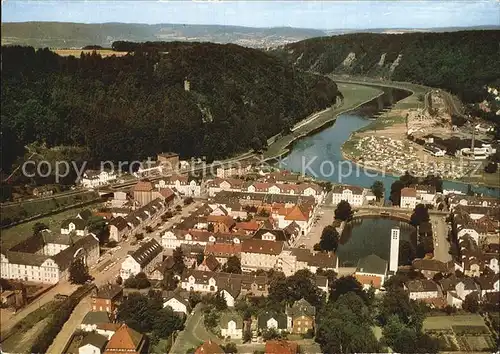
[1,43,340,173]
[271,31,500,103]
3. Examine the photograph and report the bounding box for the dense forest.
[1,43,340,173]
[271,31,500,103]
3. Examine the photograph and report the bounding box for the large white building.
[400,187,417,209]
[80,170,117,188]
[155,175,201,197]
[331,185,367,206]
[1,233,100,284]
[120,238,163,279]
[277,248,338,277]
[240,239,284,272]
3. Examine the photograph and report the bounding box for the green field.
[264,82,383,159]
[1,203,102,249]
[423,314,488,332]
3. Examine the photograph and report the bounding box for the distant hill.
[271,30,500,103]
[1,22,327,48]
[1,43,340,173]
[324,25,500,35]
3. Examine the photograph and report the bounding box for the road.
[430,214,452,263]
[292,205,335,249]
[169,304,219,354]
[46,297,91,354]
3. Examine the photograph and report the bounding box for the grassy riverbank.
[264,82,383,159]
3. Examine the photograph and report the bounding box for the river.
[279,87,499,198]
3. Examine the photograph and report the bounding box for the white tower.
[389,226,400,273]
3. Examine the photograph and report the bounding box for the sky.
[2,0,499,30]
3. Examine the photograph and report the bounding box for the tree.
[188,292,202,309]
[116,276,123,285]
[223,256,242,274]
[214,291,228,311]
[371,180,385,201]
[313,243,321,251]
[32,222,48,235]
[117,292,163,333]
[262,328,281,341]
[184,197,194,205]
[382,314,439,354]
[390,180,405,206]
[172,247,186,275]
[330,275,367,304]
[135,272,151,289]
[399,240,416,266]
[152,307,184,339]
[162,270,179,291]
[196,252,204,266]
[410,204,430,227]
[145,226,153,233]
[334,200,353,221]
[484,162,498,173]
[379,288,425,331]
[463,293,479,313]
[87,216,108,243]
[69,258,91,284]
[203,308,219,329]
[319,225,339,252]
[175,205,182,212]
[221,342,238,354]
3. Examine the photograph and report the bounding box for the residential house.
[79,332,108,354]
[194,340,224,354]
[204,243,242,266]
[207,178,245,197]
[400,188,417,209]
[163,293,190,315]
[240,240,285,272]
[411,185,437,205]
[257,310,287,333]
[109,217,129,243]
[404,279,440,300]
[265,340,299,354]
[216,164,252,178]
[111,191,129,208]
[220,311,244,339]
[32,185,57,198]
[150,257,175,281]
[477,274,500,296]
[207,215,236,233]
[285,299,315,334]
[132,180,155,206]
[412,259,453,279]
[103,324,146,354]
[91,284,123,319]
[277,249,338,277]
[354,254,388,289]
[81,311,111,332]
[331,185,366,207]
[95,323,122,340]
[81,170,117,188]
[61,218,88,236]
[218,275,242,307]
[456,278,481,300]
[120,238,163,279]
[198,255,221,272]
[274,204,313,236]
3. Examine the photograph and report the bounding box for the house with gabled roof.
[220,311,244,339]
[103,324,146,354]
[257,310,287,333]
[81,311,111,332]
[61,218,88,236]
[240,239,284,272]
[331,184,367,207]
[120,238,163,279]
[194,340,224,354]
[265,340,299,354]
[277,249,338,277]
[79,332,108,354]
[198,255,221,272]
[404,279,440,300]
[109,216,129,242]
[286,298,316,334]
[204,243,242,266]
[80,170,117,189]
[218,275,242,307]
[91,284,123,319]
[163,292,190,315]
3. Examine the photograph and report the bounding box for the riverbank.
[333,77,500,189]
[264,83,384,160]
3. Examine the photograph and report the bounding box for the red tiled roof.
[104,324,144,352]
[234,220,260,231]
[207,215,236,228]
[195,340,224,354]
[265,340,298,354]
[354,274,383,289]
[401,187,417,198]
[132,181,154,192]
[284,205,309,222]
[204,243,242,256]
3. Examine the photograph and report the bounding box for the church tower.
[389,226,400,273]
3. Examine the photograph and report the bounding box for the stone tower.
[389,226,400,273]
[184,79,190,92]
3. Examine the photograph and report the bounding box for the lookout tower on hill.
[184,79,190,92]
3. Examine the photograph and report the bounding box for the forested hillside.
[272,31,500,103]
[1,43,339,172]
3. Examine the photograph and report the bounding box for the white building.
[61,218,88,236]
[400,187,417,209]
[109,217,129,243]
[80,170,117,188]
[331,185,366,206]
[220,311,244,339]
[277,249,338,277]
[78,332,108,354]
[217,165,252,178]
[1,234,100,284]
[389,226,400,273]
[240,240,284,272]
[120,238,163,279]
[156,175,201,197]
[405,279,440,300]
[163,294,190,315]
